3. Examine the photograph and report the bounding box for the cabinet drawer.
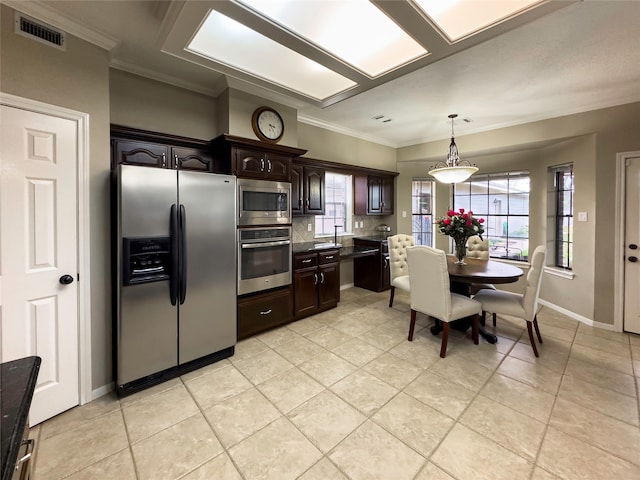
[237,287,293,339]
[319,250,340,264]
[294,253,318,269]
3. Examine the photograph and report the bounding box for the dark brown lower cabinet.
[294,250,340,320]
[237,286,293,340]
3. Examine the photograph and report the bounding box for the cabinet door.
[305,167,325,215]
[291,164,304,215]
[318,262,340,310]
[368,176,383,214]
[294,266,319,318]
[380,175,394,214]
[265,152,291,182]
[173,146,214,172]
[113,139,170,169]
[234,148,266,179]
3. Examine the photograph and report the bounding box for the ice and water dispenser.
[122,237,171,286]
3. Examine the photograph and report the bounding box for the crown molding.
[297,114,396,148]
[109,59,222,98]
[4,0,117,51]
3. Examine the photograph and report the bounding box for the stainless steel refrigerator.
[114,165,236,394]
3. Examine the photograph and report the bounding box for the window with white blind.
[411,179,434,246]
[552,164,574,269]
[314,171,353,236]
[454,172,530,261]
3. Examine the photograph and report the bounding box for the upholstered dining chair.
[387,234,414,307]
[473,245,546,357]
[467,235,497,300]
[406,246,481,358]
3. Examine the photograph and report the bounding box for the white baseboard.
[538,299,620,332]
[340,283,354,291]
[91,382,114,401]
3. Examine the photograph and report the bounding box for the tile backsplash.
[292,215,395,246]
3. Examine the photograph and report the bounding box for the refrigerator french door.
[115,165,236,393]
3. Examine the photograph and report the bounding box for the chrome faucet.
[334,224,342,246]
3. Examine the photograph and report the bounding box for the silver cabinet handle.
[16,439,35,470]
[314,273,318,285]
[260,309,272,315]
[260,158,265,171]
[326,255,334,260]
[162,153,167,168]
[267,160,272,173]
[320,272,325,283]
[302,259,312,263]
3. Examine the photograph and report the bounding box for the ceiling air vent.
[14,13,66,50]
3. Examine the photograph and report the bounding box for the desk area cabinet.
[353,237,390,292]
[294,249,340,319]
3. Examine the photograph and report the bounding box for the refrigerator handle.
[179,204,187,305]
[170,204,179,306]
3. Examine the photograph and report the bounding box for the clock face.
[252,107,284,143]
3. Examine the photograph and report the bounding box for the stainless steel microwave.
[237,178,291,226]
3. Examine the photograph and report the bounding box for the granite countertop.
[292,242,379,259]
[1,356,41,480]
[353,234,394,242]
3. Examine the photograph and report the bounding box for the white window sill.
[543,266,575,280]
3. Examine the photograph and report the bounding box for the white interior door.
[623,156,640,334]
[0,105,79,425]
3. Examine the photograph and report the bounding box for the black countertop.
[292,242,379,259]
[1,356,41,480]
[353,234,394,242]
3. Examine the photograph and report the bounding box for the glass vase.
[454,236,468,265]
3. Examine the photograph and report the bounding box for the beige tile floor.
[30,287,640,480]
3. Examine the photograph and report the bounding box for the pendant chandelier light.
[428,114,478,183]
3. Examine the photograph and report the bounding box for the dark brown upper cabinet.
[292,164,325,216]
[212,135,307,183]
[354,174,395,215]
[110,125,223,173]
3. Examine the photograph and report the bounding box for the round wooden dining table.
[431,256,524,343]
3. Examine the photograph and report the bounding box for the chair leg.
[480,311,486,326]
[526,321,539,357]
[492,313,497,326]
[388,286,396,308]
[471,314,479,345]
[533,315,543,343]
[440,322,450,358]
[408,309,417,341]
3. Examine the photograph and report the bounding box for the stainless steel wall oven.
[238,225,292,295]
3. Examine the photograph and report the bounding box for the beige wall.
[1,4,111,390]
[396,103,640,325]
[298,122,397,171]
[110,69,217,140]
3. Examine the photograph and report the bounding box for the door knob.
[59,274,74,285]
[629,256,638,263]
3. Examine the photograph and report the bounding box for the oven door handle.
[241,240,291,249]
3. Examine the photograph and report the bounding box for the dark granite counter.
[353,234,394,242]
[1,356,41,480]
[292,242,379,259]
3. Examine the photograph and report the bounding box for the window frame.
[453,171,530,262]
[314,171,353,237]
[411,178,434,246]
[552,164,574,270]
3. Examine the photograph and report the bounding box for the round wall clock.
[251,106,284,143]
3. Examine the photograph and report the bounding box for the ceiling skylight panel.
[237,0,428,77]
[187,10,357,101]
[414,0,544,41]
